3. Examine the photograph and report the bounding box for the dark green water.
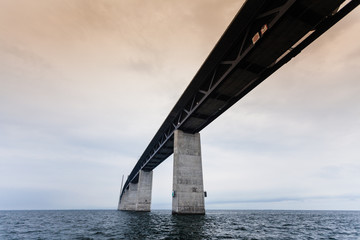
[1,210,359,239]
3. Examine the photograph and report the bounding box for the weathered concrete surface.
[118,170,153,211]
[119,183,138,211]
[136,170,153,211]
[118,188,127,210]
[172,130,205,215]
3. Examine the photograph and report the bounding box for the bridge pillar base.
[172,130,205,215]
[119,182,138,211]
[118,170,153,211]
[118,187,127,210]
[136,170,153,212]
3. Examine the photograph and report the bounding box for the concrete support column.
[124,182,138,211]
[118,188,127,210]
[172,130,205,215]
[136,170,153,211]
[118,170,153,211]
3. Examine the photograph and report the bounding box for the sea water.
[0,210,359,239]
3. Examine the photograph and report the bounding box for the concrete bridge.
[118,0,359,214]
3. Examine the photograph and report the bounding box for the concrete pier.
[118,187,127,210]
[118,170,153,211]
[136,170,153,211]
[123,183,138,211]
[172,130,205,215]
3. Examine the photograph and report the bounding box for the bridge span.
[118,0,359,214]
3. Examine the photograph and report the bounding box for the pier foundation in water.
[172,130,205,215]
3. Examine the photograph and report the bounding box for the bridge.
[118,0,359,214]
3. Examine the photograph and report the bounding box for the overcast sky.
[0,0,359,210]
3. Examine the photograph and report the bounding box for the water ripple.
[0,210,360,239]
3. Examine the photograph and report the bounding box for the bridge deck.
[120,0,359,196]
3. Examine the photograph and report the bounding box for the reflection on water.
[168,214,207,239]
[120,211,208,239]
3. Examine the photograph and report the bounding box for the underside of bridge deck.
[118,0,359,212]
